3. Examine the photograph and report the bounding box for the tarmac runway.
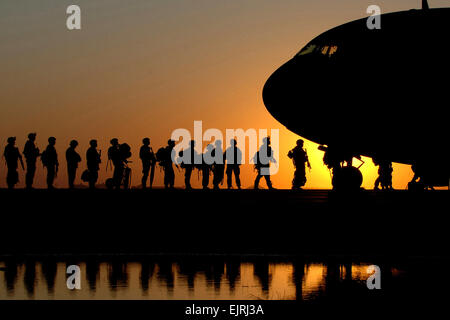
[0,188,448,258]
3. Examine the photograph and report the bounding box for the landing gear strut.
[319,145,363,191]
[332,166,363,191]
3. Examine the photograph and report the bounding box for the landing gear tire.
[332,166,363,191]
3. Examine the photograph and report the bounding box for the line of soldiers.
[169,137,281,190]
[2,133,313,190]
[2,134,103,190]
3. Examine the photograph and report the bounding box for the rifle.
[305,148,312,171]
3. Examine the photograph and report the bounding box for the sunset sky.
[1,0,446,189]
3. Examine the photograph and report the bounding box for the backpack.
[41,149,48,167]
[156,147,168,163]
[119,143,132,160]
[81,170,90,182]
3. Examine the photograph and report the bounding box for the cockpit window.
[327,45,338,57]
[297,44,317,56]
[297,44,338,57]
[321,46,330,55]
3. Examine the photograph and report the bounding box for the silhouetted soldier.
[225,139,242,189]
[66,140,81,189]
[253,137,276,189]
[139,137,156,189]
[23,133,40,189]
[41,137,59,189]
[3,137,24,189]
[201,144,214,189]
[156,139,176,189]
[409,160,433,190]
[288,139,311,189]
[86,139,101,189]
[212,140,225,190]
[322,145,342,174]
[373,158,393,190]
[108,138,123,189]
[179,140,200,190]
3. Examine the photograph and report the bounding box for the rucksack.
[119,143,132,159]
[81,170,90,182]
[41,149,48,167]
[156,147,167,163]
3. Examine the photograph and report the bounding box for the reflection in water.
[108,261,128,290]
[23,261,36,298]
[140,261,155,294]
[86,260,100,290]
[157,261,175,295]
[4,260,18,295]
[41,260,57,294]
[226,260,240,293]
[0,258,410,300]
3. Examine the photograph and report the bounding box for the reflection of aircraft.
[263,1,449,190]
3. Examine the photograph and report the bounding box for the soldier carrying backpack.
[140,137,156,189]
[156,139,176,189]
[23,133,40,189]
[3,137,24,189]
[41,137,59,189]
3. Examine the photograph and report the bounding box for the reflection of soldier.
[86,139,101,189]
[108,138,123,189]
[139,138,156,189]
[179,140,200,190]
[66,140,81,189]
[201,144,214,189]
[288,139,311,189]
[253,137,276,190]
[23,133,40,189]
[225,139,242,189]
[212,140,225,190]
[42,137,59,189]
[373,158,393,190]
[157,140,176,189]
[3,137,24,189]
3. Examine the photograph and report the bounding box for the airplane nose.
[262,60,294,123]
[262,56,334,143]
[262,58,308,132]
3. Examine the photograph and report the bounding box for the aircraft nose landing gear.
[319,145,364,191]
[332,165,363,191]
